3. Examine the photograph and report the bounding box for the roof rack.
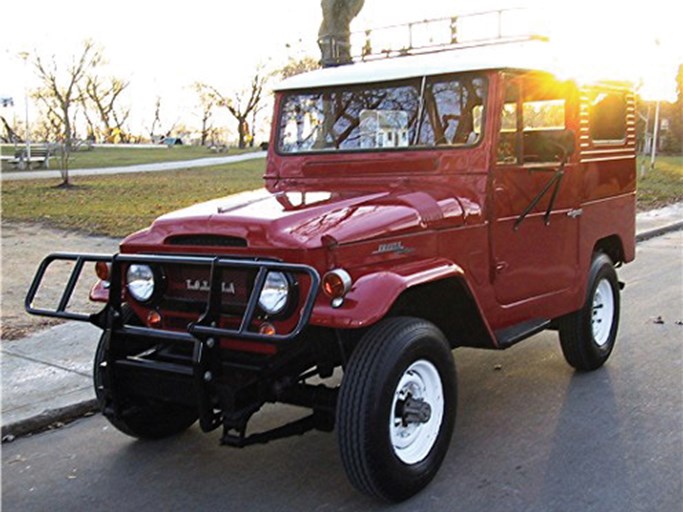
[319,7,547,67]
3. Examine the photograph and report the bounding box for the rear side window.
[589,92,626,142]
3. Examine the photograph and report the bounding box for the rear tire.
[558,253,620,371]
[336,317,457,502]
[93,307,198,439]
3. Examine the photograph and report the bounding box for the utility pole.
[650,100,660,171]
[18,51,31,169]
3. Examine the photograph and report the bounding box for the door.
[491,72,581,306]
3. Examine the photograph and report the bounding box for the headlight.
[126,264,155,302]
[258,271,289,315]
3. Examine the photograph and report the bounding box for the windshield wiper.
[513,144,572,231]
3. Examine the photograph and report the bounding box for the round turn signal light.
[322,269,352,299]
[95,261,111,281]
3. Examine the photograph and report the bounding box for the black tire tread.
[93,306,198,440]
[337,317,454,501]
[559,252,620,371]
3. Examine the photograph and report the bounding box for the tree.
[146,96,177,143]
[279,55,321,79]
[199,67,269,149]
[32,40,102,186]
[193,82,218,146]
[81,75,130,142]
[0,115,21,143]
[318,0,365,66]
[667,63,683,153]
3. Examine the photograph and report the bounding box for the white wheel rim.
[390,359,444,465]
[592,279,614,347]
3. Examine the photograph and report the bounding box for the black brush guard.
[25,252,325,442]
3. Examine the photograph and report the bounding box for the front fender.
[309,258,466,329]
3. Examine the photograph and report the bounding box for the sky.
[1,0,681,140]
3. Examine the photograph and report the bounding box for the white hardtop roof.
[276,41,561,91]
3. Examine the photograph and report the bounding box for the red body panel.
[113,70,635,348]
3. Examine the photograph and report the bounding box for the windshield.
[278,74,487,154]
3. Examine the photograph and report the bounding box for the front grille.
[166,235,247,247]
[162,265,255,308]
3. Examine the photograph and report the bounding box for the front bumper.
[25,252,322,434]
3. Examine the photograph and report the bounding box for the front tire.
[336,317,457,502]
[93,307,198,439]
[558,253,621,371]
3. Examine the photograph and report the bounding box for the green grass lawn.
[0,144,260,171]
[1,159,266,237]
[1,155,681,238]
[636,155,683,210]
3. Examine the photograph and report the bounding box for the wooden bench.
[9,146,51,169]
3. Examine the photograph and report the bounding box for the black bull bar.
[25,252,321,343]
[25,252,322,434]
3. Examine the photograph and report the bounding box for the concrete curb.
[2,399,98,440]
[3,217,682,441]
[635,220,683,243]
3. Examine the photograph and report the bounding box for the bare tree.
[318,0,365,66]
[33,40,102,186]
[279,55,321,79]
[198,67,269,149]
[193,82,218,146]
[146,96,177,143]
[0,115,21,143]
[81,75,130,142]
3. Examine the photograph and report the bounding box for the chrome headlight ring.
[258,271,295,316]
[126,263,160,303]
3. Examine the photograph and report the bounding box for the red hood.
[122,187,479,250]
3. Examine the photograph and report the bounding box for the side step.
[494,318,551,349]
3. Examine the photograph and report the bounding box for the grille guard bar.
[25,252,321,344]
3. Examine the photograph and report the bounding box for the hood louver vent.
[166,235,247,248]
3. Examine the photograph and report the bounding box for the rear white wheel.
[559,253,620,371]
[591,279,615,347]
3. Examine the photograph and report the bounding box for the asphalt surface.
[2,232,681,511]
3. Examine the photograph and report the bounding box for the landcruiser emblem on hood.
[186,279,236,294]
[372,242,413,255]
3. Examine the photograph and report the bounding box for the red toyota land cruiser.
[26,21,636,502]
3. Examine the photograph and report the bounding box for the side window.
[497,74,573,165]
[589,91,626,142]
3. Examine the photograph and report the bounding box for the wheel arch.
[309,258,496,349]
[593,234,625,265]
[388,277,496,349]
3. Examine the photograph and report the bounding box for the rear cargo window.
[589,92,627,142]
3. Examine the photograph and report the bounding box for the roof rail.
[320,7,547,67]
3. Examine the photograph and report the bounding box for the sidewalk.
[2,203,682,439]
[0,151,266,181]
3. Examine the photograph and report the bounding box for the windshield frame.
[275,72,489,157]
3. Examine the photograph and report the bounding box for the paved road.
[2,233,682,511]
[0,151,266,181]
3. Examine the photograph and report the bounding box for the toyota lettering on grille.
[186,279,236,294]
